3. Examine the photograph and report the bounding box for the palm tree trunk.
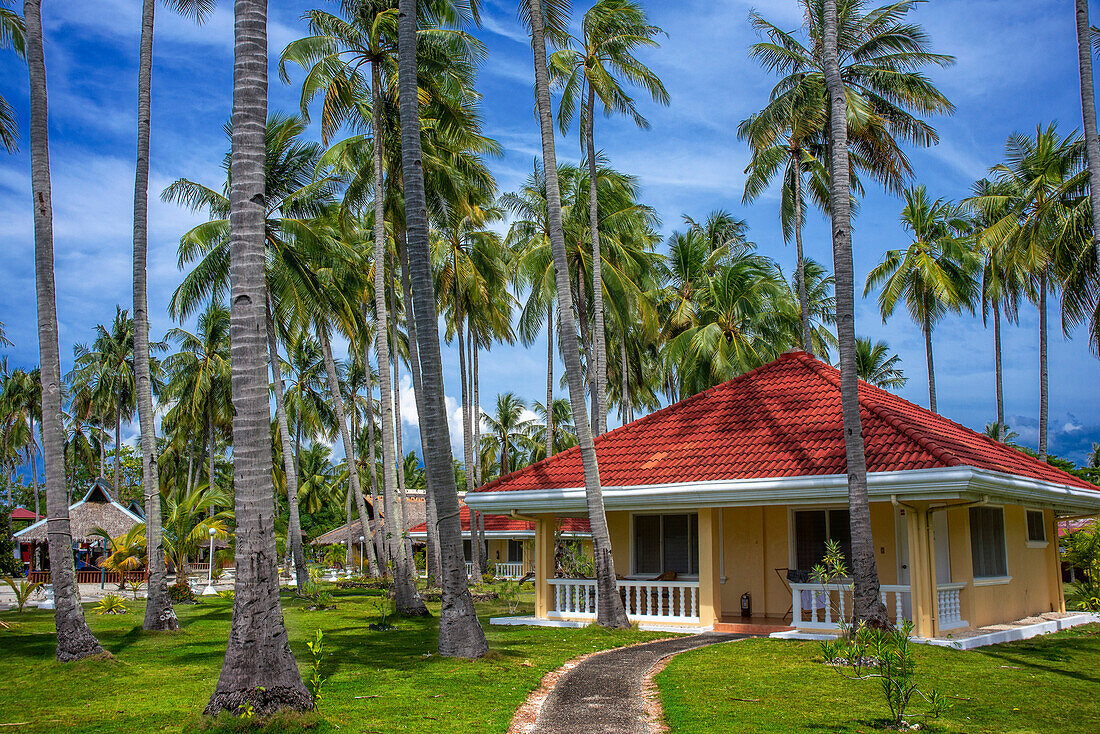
[207,406,215,489]
[793,160,812,353]
[133,0,177,632]
[621,338,631,424]
[348,379,379,578]
[472,334,481,487]
[527,0,629,629]
[366,93,424,613]
[822,0,888,629]
[391,331,415,572]
[26,0,106,663]
[1039,273,1048,460]
[457,315,481,575]
[205,0,311,714]
[345,487,354,569]
[266,303,309,588]
[994,301,1004,441]
[471,338,486,570]
[31,442,39,519]
[586,85,607,436]
[398,0,485,655]
[114,399,121,496]
[319,332,383,585]
[923,314,937,413]
[98,429,105,479]
[398,241,440,585]
[1076,0,1100,260]
[359,319,386,574]
[545,302,554,458]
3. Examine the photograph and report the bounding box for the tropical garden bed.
[657,624,1100,733]
[0,583,664,733]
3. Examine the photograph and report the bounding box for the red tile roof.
[11,508,41,521]
[408,505,590,534]
[473,351,1097,494]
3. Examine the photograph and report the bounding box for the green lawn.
[0,585,665,733]
[658,624,1100,733]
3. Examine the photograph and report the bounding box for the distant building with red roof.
[407,503,590,579]
[466,352,1100,639]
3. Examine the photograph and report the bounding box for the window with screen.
[970,506,1008,578]
[793,509,852,571]
[633,514,698,576]
[508,539,524,563]
[1026,510,1046,544]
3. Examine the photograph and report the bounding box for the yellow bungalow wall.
[582,501,1064,630]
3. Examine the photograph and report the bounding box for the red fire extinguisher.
[740,592,751,618]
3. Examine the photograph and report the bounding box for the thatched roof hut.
[14,479,144,543]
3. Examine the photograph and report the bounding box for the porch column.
[698,508,721,627]
[1047,511,1066,613]
[906,505,936,638]
[534,514,555,618]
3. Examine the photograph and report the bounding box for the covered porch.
[517,494,1073,638]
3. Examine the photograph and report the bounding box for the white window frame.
[1024,508,1048,549]
[628,511,699,580]
[787,504,851,572]
[969,504,1010,583]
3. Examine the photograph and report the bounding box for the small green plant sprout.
[497,579,523,615]
[94,594,129,615]
[217,589,235,601]
[820,619,947,728]
[306,629,327,704]
[3,576,43,612]
[808,539,852,634]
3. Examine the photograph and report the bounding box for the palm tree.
[24,0,105,662]
[0,0,24,153]
[1086,442,1100,469]
[70,309,142,496]
[854,337,906,389]
[550,0,668,435]
[481,393,536,478]
[133,0,213,632]
[1076,0,1100,262]
[204,0,311,715]
[663,253,792,398]
[822,0,888,629]
[529,398,577,463]
[396,0,488,657]
[968,177,1025,443]
[865,186,978,413]
[524,0,629,629]
[983,422,1019,445]
[967,124,1089,460]
[163,302,232,497]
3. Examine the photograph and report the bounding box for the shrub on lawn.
[169,580,197,604]
[94,594,129,615]
[1063,520,1100,612]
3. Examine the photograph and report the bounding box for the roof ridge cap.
[799,353,962,466]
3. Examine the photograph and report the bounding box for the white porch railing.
[548,578,700,624]
[494,562,524,579]
[465,562,476,578]
[791,581,967,632]
[936,582,967,630]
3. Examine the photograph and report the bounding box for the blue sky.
[1,0,1099,464]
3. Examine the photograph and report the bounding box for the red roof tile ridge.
[795,352,1095,490]
[794,352,962,467]
[473,356,800,493]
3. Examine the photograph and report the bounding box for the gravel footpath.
[531,633,744,734]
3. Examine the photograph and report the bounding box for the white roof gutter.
[463,466,1100,515]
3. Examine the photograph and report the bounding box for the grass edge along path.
[656,623,1100,733]
[0,585,668,733]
